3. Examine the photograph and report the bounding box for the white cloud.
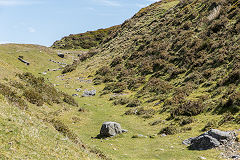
[96,0,121,7]
[28,27,36,33]
[0,0,43,6]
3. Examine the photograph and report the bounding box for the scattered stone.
[161,134,167,137]
[154,102,161,106]
[198,156,207,160]
[78,107,86,112]
[76,88,82,92]
[99,122,126,138]
[18,56,30,65]
[58,53,64,58]
[122,129,128,133]
[150,134,157,138]
[132,134,148,138]
[42,72,47,75]
[82,89,96,97]
[72,94,78,97]
[231,155,240,159]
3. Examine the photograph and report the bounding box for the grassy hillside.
[51,26,119,50]
[0,44,106,159]
[87,0,240,125]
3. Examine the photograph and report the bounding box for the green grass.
[0,41,238,160]
[0,0,239,159]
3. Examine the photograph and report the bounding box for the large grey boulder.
[183,129,237,150]
[100,122,123,137]
[189,135,220,150]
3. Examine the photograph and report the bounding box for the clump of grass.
[96,66,111,76]
[51,119,78,142]
[202,120,218,131]
[179,117,194,126]
[113,97,130,105]
[125,107,155,118]
[110,56,122,67]
[103,82,127,93]
[79,49,99,62]
[158,126,179,135]
[126,99,141,107]
[17,72,78,106]
[149,120,163,126]
[218,112,235,126]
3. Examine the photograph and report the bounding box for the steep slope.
[52,26,119,50]
[89,0,240,121]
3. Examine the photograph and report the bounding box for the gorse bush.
[23,89,44,106]
[0,83,27,110]
[63,93,78,107]
[17,72,78,106]
[171,100,204,117]
[62,60,78,74]
[158,126,179,135]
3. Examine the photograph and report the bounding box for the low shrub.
[96,66,111,76]
[125,107,155,118]
[126,99,141,107]
[141,77,172,95]
[23,89,44,106]
[113,97,130,105]
[179,117,194,126]
[158,126,179,135]
[51,119,78,143]
[110,56,122,67]
[201,120,218,131]
[0,83,27,110]
[218,112,235,126]
[63,93,78,107]
[149,120,163,126]
[171,100,204,117]
[62,61,78,74]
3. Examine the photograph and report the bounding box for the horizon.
[0,0,159,47]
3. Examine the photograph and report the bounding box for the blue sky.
[0,0,158,46]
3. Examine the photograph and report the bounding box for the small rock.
[161,134,167,137]
[199,156,207,160]
[132,134,147,138]
[122,129,128,133]
[76,88,82,92]
[72,94,78,97]
[231,155,240,159]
